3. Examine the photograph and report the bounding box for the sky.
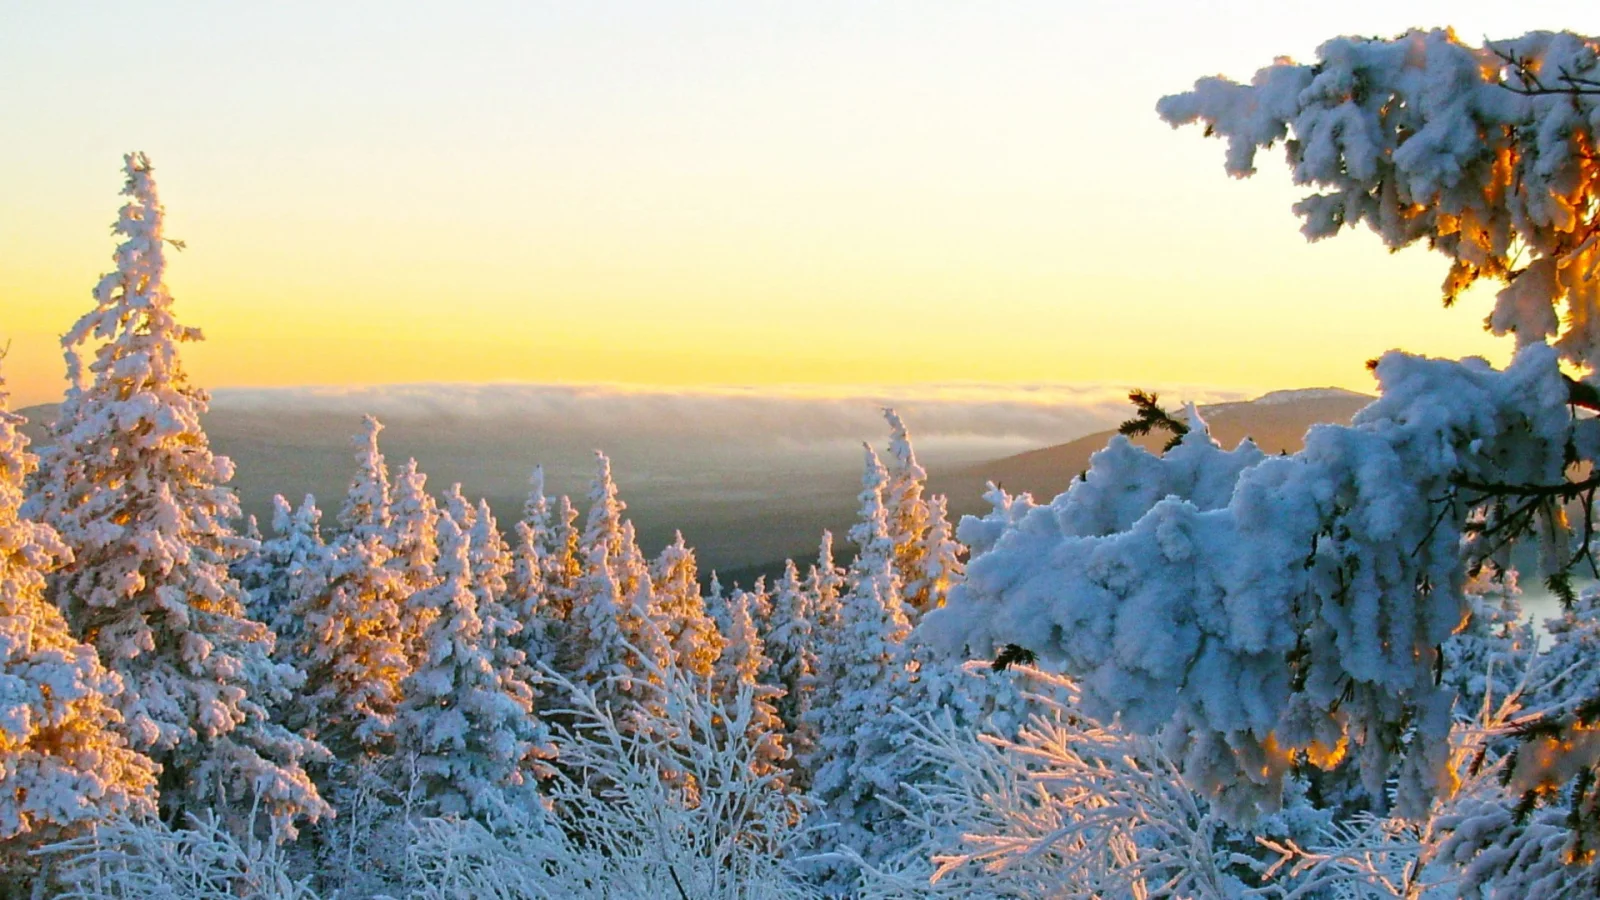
[2,1,1593,408]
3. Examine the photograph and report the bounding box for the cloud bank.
[211,381,1257,452]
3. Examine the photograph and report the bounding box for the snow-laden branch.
[923,345,1577,823]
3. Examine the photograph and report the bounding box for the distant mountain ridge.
[929,387,1373,515]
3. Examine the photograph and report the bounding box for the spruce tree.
[286,421,410,760]
[651,531,721,679]
[28,154,327,830]
[507,468,563,687]
[545,494,583,620]
[565,537,670,736]
[388,458,441,663]
[583,452,627,564]
[468,498,535,718]
[395,516,549,822]
[249,494,331,653]
[339,416,392,542]
[710,592,787,779]
[441,482,477,532]
[615,521,674,688]
[0,368,156,862]
[881,409,935,618]
[917,493,964,615]
[762,559,817,756]
[803,446,913,871]
[804,530,846,648]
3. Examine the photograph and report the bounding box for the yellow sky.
[4,2,1585,409]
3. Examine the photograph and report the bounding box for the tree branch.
[1451,472,1600,500]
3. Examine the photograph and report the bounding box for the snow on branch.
[923,344,1577,823]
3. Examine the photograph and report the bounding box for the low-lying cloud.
[212,381,1256,453]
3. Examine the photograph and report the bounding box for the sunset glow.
[3,2,1584,407]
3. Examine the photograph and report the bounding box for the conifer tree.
[804,531,846,648]
[28,154,327,830]
[615,521,674,686]
[441,482,476,532]
[583,452,627,564]
[804,446,913,870]
[710,592,787,779]
[544,494,583,620]
[0,368,156,862]
[567,542,628,686]
[508,518,559,690]
[881,409,936,617]
[510,467,555,613]
[762,559,817,754]
[917,494,964,615]
[231,515,271,620]
[468,500,515,634]
[468,498,535,717]
[651,531,721,679]
[507,468,563,686]
[561,500,673,737]
[395,516,549,822]
[388,458,441,661]
[251,494,331,654]
[286,423,411,760]
[744,575,773,625]
[339,416,391,542]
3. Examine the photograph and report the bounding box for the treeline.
[0,154,1015,897]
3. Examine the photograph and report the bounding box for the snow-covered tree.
[651,531,721,679]
[955,481,1036,559]
[544,494,584,619]
[916,495,963,618]
[338,416,391,542]
[504,467,573,685]
[804,445,914,877]
[28,153,327,831]
[710,591,787,780]
[466,499,536,722]
[395,516,549,823]
[440,482,476,533]
[388,458,441,662]
[1441,568,1535,724]
[762,559,817,755]
[282,424,414,764]
[1146,27,1600,865]
[925,356,1586,826]
[859,666,1229,900]
[508,467,555,612]
[408,666,809,899]
[0,369,156,867]
[563,540,667,736]
[247,495,331,654]
[506,528,557,689]
[804,530,847,648]
[583,452,627,565]
[880,409,935,618]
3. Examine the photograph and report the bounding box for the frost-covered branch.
[924,345,1577,822]
[860,666,1230,900]
[43,811,316,900]
[407,663,811,899]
